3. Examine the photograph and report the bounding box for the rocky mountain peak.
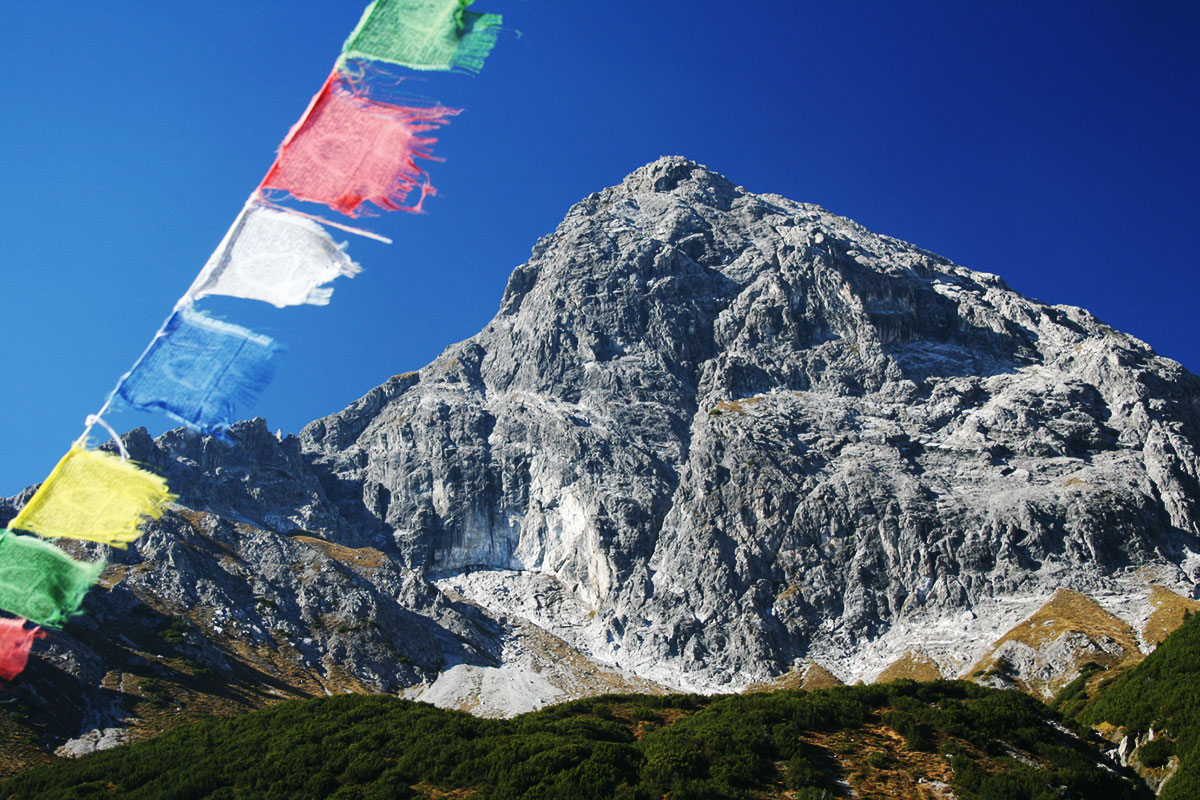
[295,157,1200,689]
[6,159,1200,745]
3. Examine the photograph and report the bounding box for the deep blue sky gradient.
[2,1,1198,494]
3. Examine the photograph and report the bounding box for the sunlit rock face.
[300,156,1200,688]
[8,158,1200,742]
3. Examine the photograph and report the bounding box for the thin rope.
[254,194,394,244]
[82,414,129,460]
[76,397,113,448]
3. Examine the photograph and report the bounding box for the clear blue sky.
[2,1,1198,495]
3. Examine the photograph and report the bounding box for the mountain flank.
[2,157,1198,768]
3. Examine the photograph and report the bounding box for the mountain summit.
[303,156,1200,686]
[5,157,1199,745]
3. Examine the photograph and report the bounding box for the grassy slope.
[0,680,1144,800]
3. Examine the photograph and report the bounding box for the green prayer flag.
[0,530,104,627]
[342,0,502,74]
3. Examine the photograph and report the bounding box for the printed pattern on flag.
[187,203,362,308]
[0,617,41,681]
[0,530,105,627]
[342,0,503,74]
[114,306,283,436]
[9,445,175,548]
[259,70,458,217]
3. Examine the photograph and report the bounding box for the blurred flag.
[0,617,41,680]
[0,531,104,626]
[342,0,502,74]
[259,71,457,217]
[187,203,361,308]
[114,307,283,436]
[9,445,174,548]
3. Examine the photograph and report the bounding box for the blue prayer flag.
[114,306,283,436]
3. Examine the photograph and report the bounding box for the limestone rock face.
[6,157,1200,736]
[301,156,1200,689]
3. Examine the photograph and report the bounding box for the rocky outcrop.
[965,589,1143,698]
[5,157,1200,744]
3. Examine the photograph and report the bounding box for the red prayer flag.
[259,70,458,217]
[0,617,40,681]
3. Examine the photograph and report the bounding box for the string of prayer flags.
[187,203,361,308]
[0,617,41,681]
[9,445,174,548]
[0,0,508,681]
[342,0,503,74]
[0,531,104,627]
[258,70,457,217]
[114,306,283,436]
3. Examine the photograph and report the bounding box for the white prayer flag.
[186,203,361,308]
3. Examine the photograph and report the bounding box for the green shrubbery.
[158,615,190,647]
[0,680,1145,800]
[12,603,1200,797]
[1079,610,1200,799]
[1050,660,1104,723]
[1137,736,1175,769]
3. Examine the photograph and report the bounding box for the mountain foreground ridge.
[2,156,1199,758]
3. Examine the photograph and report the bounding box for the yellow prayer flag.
[10,445,175,548]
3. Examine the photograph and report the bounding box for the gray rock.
[6,157,1200,733]
[300,157,1200,689]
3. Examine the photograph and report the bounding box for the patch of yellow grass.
[411,782,481,799]
[795,722,981,800]
[711,396,765,415]
[0,713,56,778]
[746,660,844,693]
[1142,585,1200,646]
[96,563,128,590]
[877,650,944,683]
[291,534,386,570]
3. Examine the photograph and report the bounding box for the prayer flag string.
[1,0,504,680]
